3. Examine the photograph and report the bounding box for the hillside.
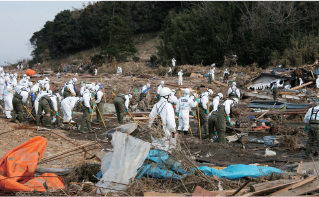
[28,32,160,74]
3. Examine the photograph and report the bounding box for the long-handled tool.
[23,105,35,120]
[92,96,107,129]
[196,89,201,140]
[50,109,74,127]
[101,77,106,103]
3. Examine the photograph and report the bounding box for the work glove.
[196,99,199,102]
[89,108,92,113]
[126,109,129,112]
[93,102,96,106]
[22,103,24,106]
[230,122,233,127]
[227,115,230,121]
[56,112,59,116]
[176,112,179,117]
[190,111,194,116]
[305,124,309,132]
[206,110,209,114]
[214,131,217,136]
[239,98,240,101]
[72,111,73,116]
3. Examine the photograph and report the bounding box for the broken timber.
[243,92,287,102]
[291,81,313,90]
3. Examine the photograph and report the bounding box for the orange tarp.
[26,69,36,76]
[0,136,65,192]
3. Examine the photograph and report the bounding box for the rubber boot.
[79,125,87,133]
[177,130,182,134]
[183,130,188,135]
[45,116,51,127]
[87,121,92,132]
[10,111,16,122]
[17,112,23,123]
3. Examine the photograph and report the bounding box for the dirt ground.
[0,64,317,195]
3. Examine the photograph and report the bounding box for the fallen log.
[291,81,313,90]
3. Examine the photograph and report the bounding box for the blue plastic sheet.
[136,150,282,180]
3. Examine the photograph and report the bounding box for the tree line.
[30,1,319,68]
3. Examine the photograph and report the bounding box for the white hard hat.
[9,74,13,78]
[26,76,30,80]
[44,77,49,81]
[13,73,17,78]
[208,89,213,96]
[232,98,239,105]
[23,74,26,78]
[28,82,33,87]
[232,82,236,86]
[72,78,77,83]
[159,87,171,97]
[15,87,21,94]
[128,94,132,99]
[184,88,190,95]
[171,89,176,93]
[217,93,223,99]
[160,81,164,85]
[147,83,150,87]
[47,90,52,95]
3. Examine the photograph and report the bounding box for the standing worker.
[304,105,319,159]
[208,93,223,141]
[17,65,20,70]
[4,80,14,119]
[93,86,104,123]
[208,68,213,84]
[223,69,229,84]
[149,87,177,150]
[176,88,197,135]
[178,69,183,85]
[172,58,176,67]
[95,68,98,76]
[139,83,150,109]
[197,89,213,137]
[80,81,86,96]
[217,98,238,144]
[79,86,93,133]
[10,87,28,123]
[316,75,319,89]
[0,70,4,100]
[168,67,172,77]
[113,93,132,124]
[61,96,80,123]
[271,82,278,101]
[227,82,240,99]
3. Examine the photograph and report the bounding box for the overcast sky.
[0,1,87,66]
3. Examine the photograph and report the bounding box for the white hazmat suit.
[61,97,80,122]
[178,70,183,85]
[4,83,14,118]
[176,92,197,133]
[172,58,176,67]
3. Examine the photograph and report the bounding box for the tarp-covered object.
[96,132,151,194]
[138,150,282,180]
[0,136,65,192]
[26,69,36,76]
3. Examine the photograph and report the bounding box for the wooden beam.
[272,179,319,196]
[242,180,300,196]
[212,79,228,87]
[291,81,313,90]
[250,179,296,192]
[256,110,270,120]
[269,175,317,196]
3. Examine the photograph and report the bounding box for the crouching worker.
[37,92,54,127]
[217,98,238,144]
[208,93,223,141]
[79,86,93,133]
[11,87,29,123]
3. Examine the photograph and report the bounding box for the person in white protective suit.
[148,87,177,151]
[10,86,29,123]
[208,93,223,140]
[18,74,27,86]
[0,71,5,100]
[172,58,176,67]
[17,65,20,70]
[43,78,50,91]
[34,90,49,116]
[316,75,319,89]
[227,82,240,99]
[211,67,215,80]
[178,69,183,85]
[299,78,304,86]
[4,73,10,82]
[79,86,93,133]
[169,89,178,106]
[61,96,80,123]
[157,81,164,96]
[21,64,23,70]
[198,89,213,137]
[10,74,17,86]
[209,93,223,113]
[80,81,86,96]
[168,67,172,77]
[93,86,105,123]
[46,90,60,123]
[4,81,14,118]
[62,78,77,98]
[94,68,98,76]
[176,88,197,135]
[117,67,122,74]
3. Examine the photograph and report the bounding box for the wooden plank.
[291,81,313,90]
[273,179,319,196]
[279,91,295,95]
[256,110,270,120]
[242,180,300,196]
[250,179,296,192]
[269,175,317,196]
[297,161,303,174]
[281,94,300,100]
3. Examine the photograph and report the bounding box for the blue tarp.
[136,150,282,180]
